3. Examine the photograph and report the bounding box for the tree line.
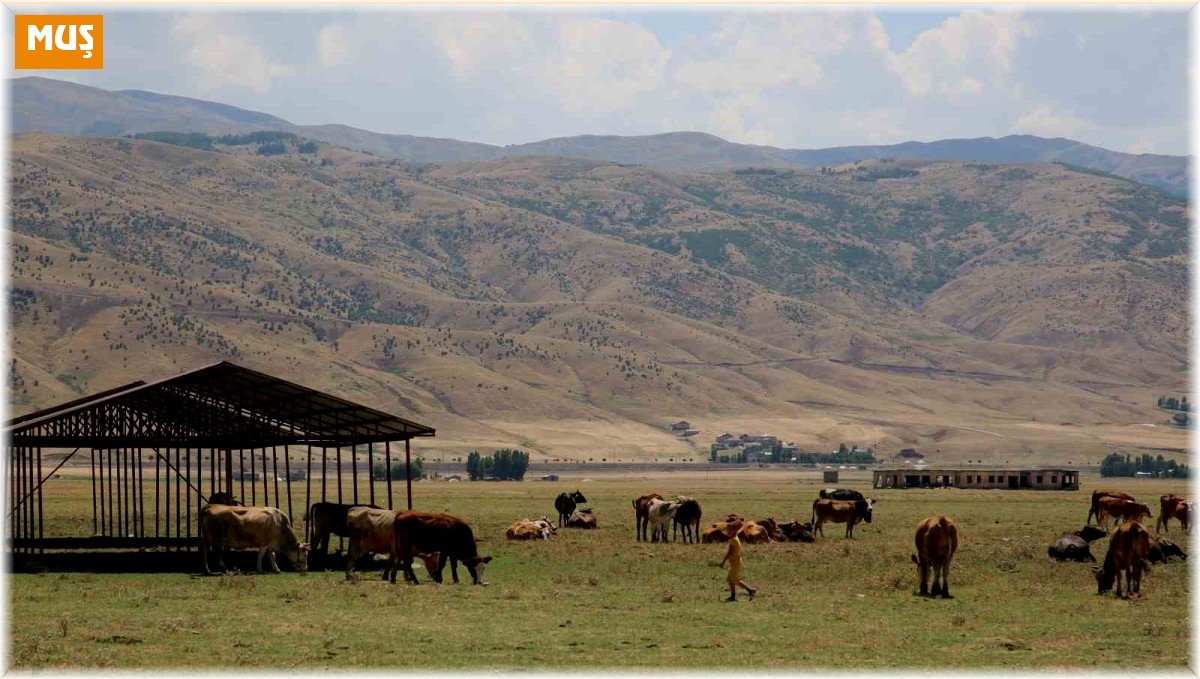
[1099,452,1189,478]
[466,449,530,481]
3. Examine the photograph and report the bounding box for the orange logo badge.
[14,15,103,69]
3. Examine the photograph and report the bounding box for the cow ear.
[482,556,493,563]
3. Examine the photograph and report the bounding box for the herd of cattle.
[195,485,1189,599]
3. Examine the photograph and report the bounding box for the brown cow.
[701,523,732,543]
[1087,490,1135,525]
[753,518,784,543]
[506,518,554,540]
[1156,494,1190,534]
[738,522,771,544]
[633,493,664,541]
[912,515,958,598]
[566,508,598,529]
[199,504,309,575]
[393,511,493,585]
[1093,520,1152,597]
[345,506,440,583]
[811,498,874,538]
[1096,497,1152,527]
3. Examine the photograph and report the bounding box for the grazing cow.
[633,493,664,541]
[819,488,866,502]
[1156,495,1191,534]
[392,511,493,585]
[1087,490,1136,525]
[1147,534,1187,564]
[912,515,958,598]
[199,504,309,575]
[555,491,587,528]
[1096,497,1152,528]
[673,497,703,543]
[811,498,874,538]
[566,508,598,529]
[1048,525,1107,563]
[1093,521,1152,597]
[307,501,381,568]
[780,521,815,543]
[506,519,554,541]
[345,506,440,582]
[647,498,681,543]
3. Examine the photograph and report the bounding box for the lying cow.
[307,501,382,567]
[566,508,597,529]
[506,518,555,541]
[393,511,493,585]
[1156,494,1190,534]
[345,506,440,583]
[819,488,866,502]
[738,521,771,544]
[1087,490,1136,525]
[1094,520,1151,597]
[811,498,874,538]
[701,522,733,543]
[199,504,309,575]
[912,515,958,598]
[780,521,815,543]
[1096,497,1152,528]
[1147,534,1187,564]
[1048,525,1107,562]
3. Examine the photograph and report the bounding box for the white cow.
[647,498,681,543]
[199,504,309,575]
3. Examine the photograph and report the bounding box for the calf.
[1093,520,1151,597]
[672,497,703,543]
[912,515,958,598]
[1147,534,1187,564]
[199,504,309,575]
[555,491,587,528]
[647,498,681,543]
[811,498,874,538]
[780,521,815,543]
[307,501,381,567]
[1156,494,1190,534]
[1087,490,1135,525]
[701,522,732,543]
[1096,497,1152,528]
[393,511,493,585]
[633,493,664,541]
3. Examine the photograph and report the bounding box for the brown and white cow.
[1156,494,1190,534]
[199,504,309,575]
[393,511,493,585]
[647,498,681,543]
[811,498,874,538]
[1086,490,1135,525]
[912,515,958,598]
[1096,497,1152,528]
[1093,520,1152,597]
[345,506,439,583]
[633,493,664,541]
[506,518,555,541]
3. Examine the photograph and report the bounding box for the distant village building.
[872,465,1079,491]
[668,421,691,431]
[894,448,924,460]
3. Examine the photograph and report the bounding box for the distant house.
[873,465,1079,491]
[669,421,691,431]
[540,474,560,481]
[715,433,737,443]
[676,429,700,438]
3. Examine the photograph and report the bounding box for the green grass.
[7,472,1190,669]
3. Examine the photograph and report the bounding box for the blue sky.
[5,6,1189,154]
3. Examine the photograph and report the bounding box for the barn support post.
[282,446,293,521]
[99,449,108,538]
[37,449,43,552]
[239,449,246,505]
[174,447,182,549]
[209,448,216,496]
[351,444,358,506]
[154,446,160,539]
[90,448,98,536]
[115,447,125,540]
[224,448,233,497]
[335,446,343,553]
[249,446,257,505]
[196,447,204,510]
[367,443,376,507]
[185,448,192,547]
[272,447,281,513]
[106,448,114,538]
[262,449,270,508]
[28,448,36,549]
[405,439,412,511]
[384,442,393,510]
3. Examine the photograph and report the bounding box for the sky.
[4,5,1190,155]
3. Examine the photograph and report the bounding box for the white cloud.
[172,15,294,93]
[884,11,1032,99]
[427,15,532,79]
[1014,105,1098,139]
[317,24,350,68]
[545,19,670,114]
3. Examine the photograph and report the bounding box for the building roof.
[872,465,1076,473]
[5,361,435,448]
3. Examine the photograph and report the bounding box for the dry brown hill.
[6,133,1189,466]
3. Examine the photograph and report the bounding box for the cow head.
[857,500,874,524]
[416,551,441,577]
[1092,565,1116,594]
[1136,502,1153,519]
[293,542,311,573]
[465,555,494,585]
[1075,525,1107,543]
[570,490,588,504]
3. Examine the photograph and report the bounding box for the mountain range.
[5,77,1190,465]
[11,76,1190,197]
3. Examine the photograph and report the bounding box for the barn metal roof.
[4,361,435,448]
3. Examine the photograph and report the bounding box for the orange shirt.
[724,535,743,583]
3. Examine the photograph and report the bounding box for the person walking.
[720,520,757,602]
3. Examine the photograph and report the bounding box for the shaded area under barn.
[5,361,435,569]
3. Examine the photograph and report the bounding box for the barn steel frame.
[4,361,435,555]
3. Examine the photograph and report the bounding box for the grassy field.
[6,470,1191,669]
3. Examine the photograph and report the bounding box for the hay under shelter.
[5,361,435,556]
